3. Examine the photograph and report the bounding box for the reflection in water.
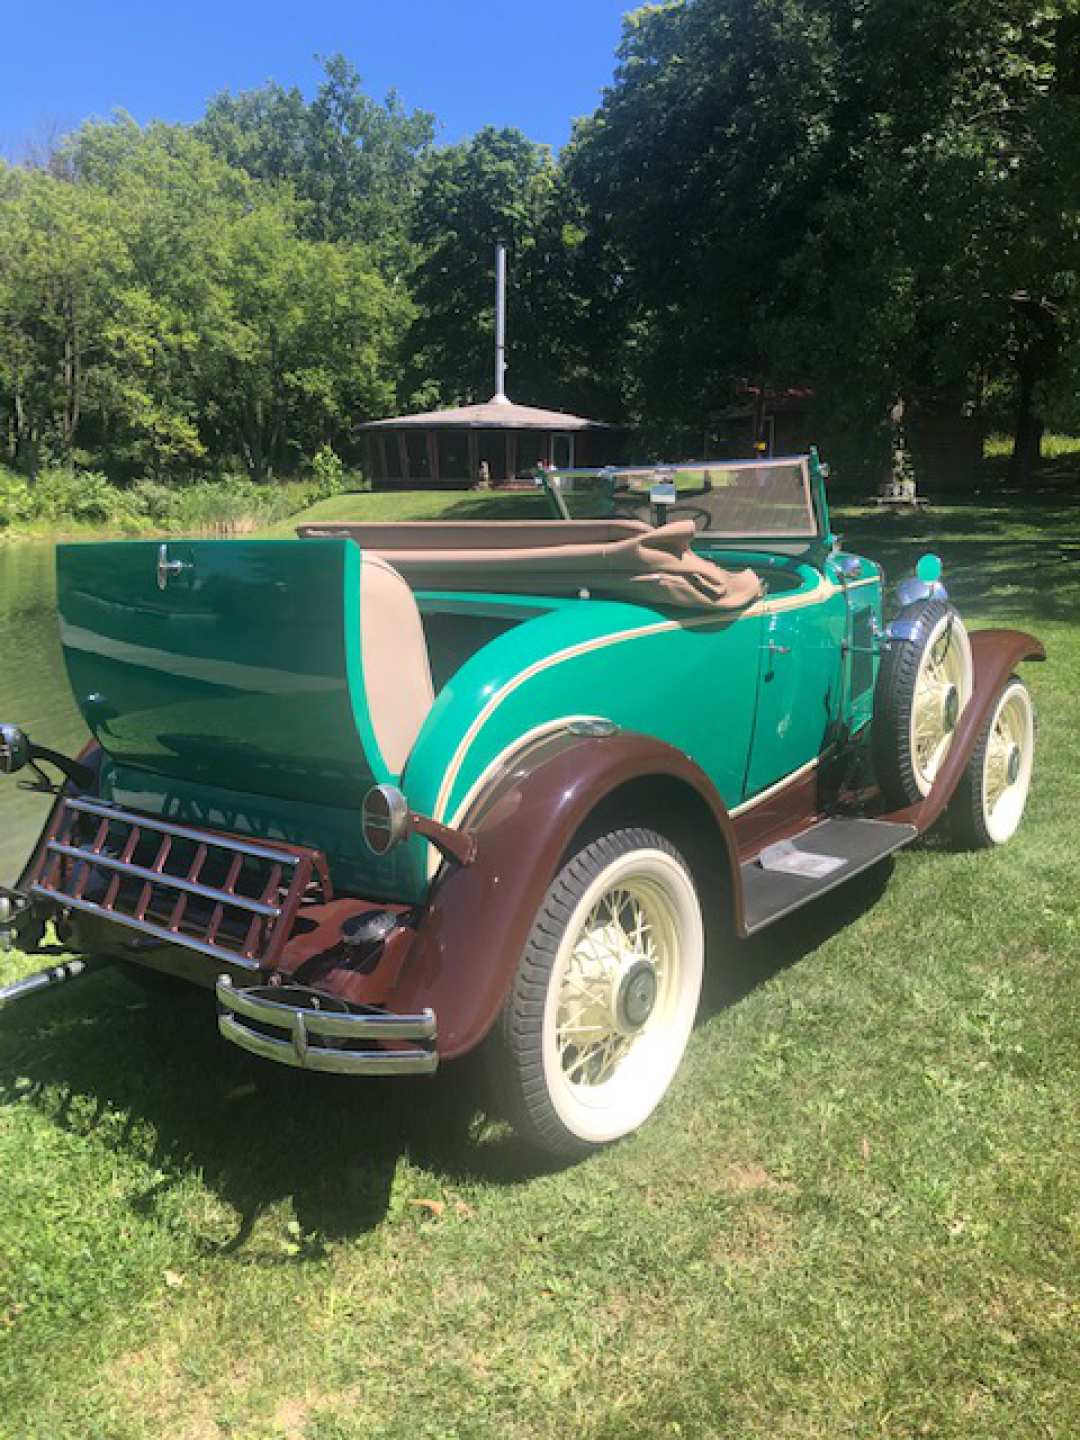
[0,545,88,884]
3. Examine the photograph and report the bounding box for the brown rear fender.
[884,628,1046,834]
[387,730,741,1061]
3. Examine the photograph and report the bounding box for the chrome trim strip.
[62,798,303,868]
[218,1016,438,1075]
[728,753,825,818]
[433,713,605,878]
[44,842,280,918]
[432,575,847,824]
[30,887,262,968]
[219,981,436,1040]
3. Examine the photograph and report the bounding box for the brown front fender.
[885,627,1046,834]
[383,730,739,1061]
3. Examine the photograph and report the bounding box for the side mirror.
[0,724,30,775]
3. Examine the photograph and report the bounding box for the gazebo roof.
[358,394,612,433]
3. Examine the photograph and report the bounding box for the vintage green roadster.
[0,453,1044,1155]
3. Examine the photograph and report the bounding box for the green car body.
[56,455,876,905]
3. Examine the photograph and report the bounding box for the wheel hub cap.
[943,683,959,731]
[615,958,658,1032]
[1006,742,1022,786]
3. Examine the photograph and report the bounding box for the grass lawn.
[0,493,1077,1438]
[263,486,551,535]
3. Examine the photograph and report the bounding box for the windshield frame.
[538,453,831,550]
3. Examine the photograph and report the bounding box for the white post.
[494,241,508,401]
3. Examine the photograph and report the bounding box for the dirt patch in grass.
[721,1161,796,1194]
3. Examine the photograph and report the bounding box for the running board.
[740,817,918,935]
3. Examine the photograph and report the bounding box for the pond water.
[0,545,89,885]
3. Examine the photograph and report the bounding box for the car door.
[743,580,846,799]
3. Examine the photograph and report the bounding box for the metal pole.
[495,242,507,401]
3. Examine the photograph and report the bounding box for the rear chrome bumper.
[215,976,438,1076]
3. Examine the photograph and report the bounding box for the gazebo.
[358,244,618,487]
[357,393,617,488]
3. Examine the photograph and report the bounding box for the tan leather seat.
[358,552,434,775]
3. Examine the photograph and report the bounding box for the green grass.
[1,496,1078,1438]
[984,431,1080,462]
[263,485,551,535]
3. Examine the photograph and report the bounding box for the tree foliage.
[403,127,555,407]
[2,15,1079,489]
[565,0,1080,471]
[198,54,434,265]
[1,114,409,481]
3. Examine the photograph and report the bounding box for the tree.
[0,164,130,477]
[565,0,1080,474]
[403,127,556,407]
[0,116,413,480]
[565,0,837,442]
[59,118,256,473]
[198,204,410,479]
[198,54,434,267]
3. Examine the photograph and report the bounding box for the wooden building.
[357,394,618,488]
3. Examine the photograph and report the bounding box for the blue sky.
[1,0,634,159]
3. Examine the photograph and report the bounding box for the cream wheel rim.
[982,684,1034,843]
[542,849,703,1144]
[909,615,973,796]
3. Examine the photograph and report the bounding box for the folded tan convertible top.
[298,519,762,612]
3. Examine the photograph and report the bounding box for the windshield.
[541,457,819,540]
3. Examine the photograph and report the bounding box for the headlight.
[0,724,30,775]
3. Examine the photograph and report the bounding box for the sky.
[1,0,635,159]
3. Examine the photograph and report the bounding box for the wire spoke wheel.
[494,828,704,1155]
[953,677,1035,848]
[554,878,675,1090]
[909,618,971,793]
[875,600,974,807]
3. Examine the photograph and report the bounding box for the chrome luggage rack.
[28,796,331,969]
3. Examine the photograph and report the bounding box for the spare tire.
[873,599,973,808]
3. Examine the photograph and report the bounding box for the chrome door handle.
[156,544,191,591]
[763,641,791,655]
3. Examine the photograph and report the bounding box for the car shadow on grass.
[700,858,895,1014]
[0,957,469,1248]
[0,862,901,1243]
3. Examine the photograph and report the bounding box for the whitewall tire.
[493,828,704,1156]
[952,677,1035,848]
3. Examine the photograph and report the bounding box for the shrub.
[310,444,345,500]
[0,465,321,535]
[129,479,180,525]
[0,470,33,529]
[170,477,298,535]
[32,468,110,523]
[29,468,149,531]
